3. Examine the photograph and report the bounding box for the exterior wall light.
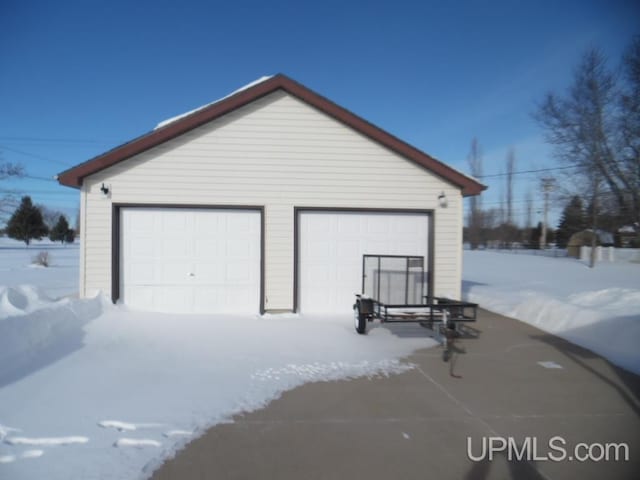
[100,183,111,198]
[438,191,448,208]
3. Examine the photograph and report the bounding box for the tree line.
[2,196,75,245]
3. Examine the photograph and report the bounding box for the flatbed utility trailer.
[353,255,478,360]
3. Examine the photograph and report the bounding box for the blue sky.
[1,0,638,227]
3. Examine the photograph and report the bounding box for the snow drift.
[0,286,107,386]
[463,251,640,374]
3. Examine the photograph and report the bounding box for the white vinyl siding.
[80,90,463,310]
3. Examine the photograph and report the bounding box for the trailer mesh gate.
[362,255,426,305]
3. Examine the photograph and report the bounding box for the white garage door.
[120,208,261,314]
[298,211,430,314]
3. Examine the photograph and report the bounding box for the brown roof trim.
[57,74,486,196]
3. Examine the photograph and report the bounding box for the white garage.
[58,75,485,315]
[297,210,431,313]
[119,207,262,314]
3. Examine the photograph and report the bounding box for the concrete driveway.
[151,309,640,480]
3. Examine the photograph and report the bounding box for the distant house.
[57,74,485,315]
[617,225,639,248]
[567,229,614,258]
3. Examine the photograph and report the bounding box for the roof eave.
[57,76,287,188]
[57,74,486,197]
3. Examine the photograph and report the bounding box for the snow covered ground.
[1,239,638,480]
[0,238,433,480]
[0,238,79,300]
[462,250,640,375]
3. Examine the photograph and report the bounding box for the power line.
[478,188,635,206]
[482,198,538,206]
[0,135,118,144]
[0,188,73,196]
[0,145,73,167]
[478,157,636,179]
[0,172,57,183]
[477,164,578,179]
[23,174,57,182]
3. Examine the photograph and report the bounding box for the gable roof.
[57,74,486,196]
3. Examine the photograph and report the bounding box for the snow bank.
[0,285,64,319]
[611,248,640,263]
[0,287,108,385]
[463,251,640,374]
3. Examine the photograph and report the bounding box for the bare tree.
[0,162,24,179]
[525,189,533,228]
[37,204,68,230]
[466,138,484,248]
[498,184,505,226]
[0,161,25,225]
[536,38,640,231]
[483,208,500,230]
[619,36,640,226]
[0,195,19,226]
[505,148,516,225]
[534,47,625,267]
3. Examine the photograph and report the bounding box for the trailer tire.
[442,349,450,362]
[354,303,367,334]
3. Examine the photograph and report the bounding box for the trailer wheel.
[354,302,367,334]
[442,349,450,362]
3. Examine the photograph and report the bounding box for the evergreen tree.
[556,196,586,248]
[64,228,76,244]
[49,215,71,244]
[6,196,48,245]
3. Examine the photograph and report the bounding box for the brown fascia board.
[57,74,486,196]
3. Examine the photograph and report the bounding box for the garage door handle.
[188,272,195,277]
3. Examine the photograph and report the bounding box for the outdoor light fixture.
[438,191,448,208]
[100,183,110,198]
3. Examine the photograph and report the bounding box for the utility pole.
[540,177,555,249]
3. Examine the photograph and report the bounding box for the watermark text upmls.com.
[467,436,629,462]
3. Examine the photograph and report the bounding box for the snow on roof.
[151,74,484,190]
[452,169,483,186]
[154,75,273,130]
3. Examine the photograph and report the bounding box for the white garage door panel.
[121,208,260,314]
[299,212,429,314]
